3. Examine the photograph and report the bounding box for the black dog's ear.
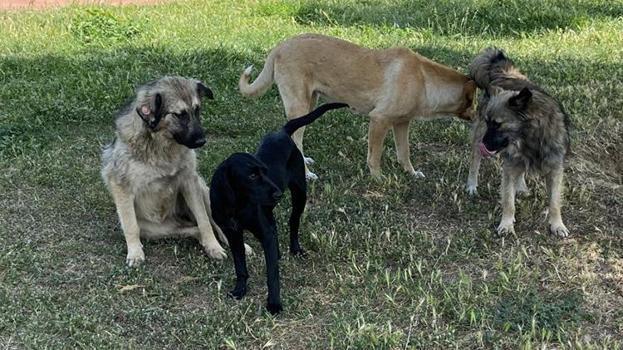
[211,162,235,211]
[196,81,214,100]
[136,93,163,129]
[508,87,532,111]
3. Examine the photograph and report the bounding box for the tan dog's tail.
[239,49,277,97]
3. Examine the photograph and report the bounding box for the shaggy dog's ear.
[486,86,504,97]
[508,87,532,111]
[196,81,214,100]
[211,162,235,212]
[136,93,164,130]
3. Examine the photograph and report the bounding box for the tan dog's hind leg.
[546,167,569,237]
[280,87,314,179]
[182,175,226,259]
[392,120,424,178]
[497,166,519,235]
[367,116,391,178]
[109,182,144,267]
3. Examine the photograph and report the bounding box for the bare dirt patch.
[0,0,169,11]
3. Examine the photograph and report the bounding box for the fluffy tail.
[468,48,514,89]
[283,103,349,136]
[239,49,278,97]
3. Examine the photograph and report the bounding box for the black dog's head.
[479,87,531,157]
[211,153,283,211]
[135,76,214,149]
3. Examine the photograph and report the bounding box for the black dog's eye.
[249,173,258,181]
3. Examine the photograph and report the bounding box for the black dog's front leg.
[260,221,282,315]
[225,227,248,300]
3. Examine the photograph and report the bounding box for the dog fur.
[239,33,476,179]
[467,48,571,237]
[210,103,348,314]
[101,76,232,266]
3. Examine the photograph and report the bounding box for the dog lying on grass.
[467,48,571,237]
[210,102,348,314]
[239,33,476,180]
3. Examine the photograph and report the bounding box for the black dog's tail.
[283,103,349,136]
[468,48,516,89]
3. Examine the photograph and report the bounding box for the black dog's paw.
[228,286,247,300]
[290,247,307,258]
[266,302,283,315]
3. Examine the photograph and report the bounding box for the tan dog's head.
[456,79,477,120]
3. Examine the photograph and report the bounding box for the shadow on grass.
[257,0,623,37]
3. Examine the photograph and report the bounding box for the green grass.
[1,0,622,348]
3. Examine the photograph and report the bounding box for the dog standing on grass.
[239,33,476,180]
[101,76,234,266]
[210,102,348,314]
[467,49,571,237]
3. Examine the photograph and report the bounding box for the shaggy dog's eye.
[175,111,189,120]
[487,118,501,129]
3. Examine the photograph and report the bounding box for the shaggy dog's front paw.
[549,222,569,238]
[305,171,318,181]
[126,247,145,267]
[465,183,478,196]
[496,220,515,236]
[204,243,227,260]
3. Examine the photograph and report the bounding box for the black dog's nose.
[272,191,282,200]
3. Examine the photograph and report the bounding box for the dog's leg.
[280,89,314,179]
[546,166,569,237]
[226,227,249,300]
[198,178,253,256]
[367,116,390,178]
[497,166,519,236]
[261,220,282,315]
[288,179,307,256]
[182,175,226,259]
[392,120,424,178]
[466,120,485,195]
[515,172,529,195]
[109,182,144,266]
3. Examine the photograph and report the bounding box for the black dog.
[210,102,348,314]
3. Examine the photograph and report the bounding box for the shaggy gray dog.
[466,48,571,237]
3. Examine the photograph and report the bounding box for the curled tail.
[239,49,277,97]
[468,48,513,89]
[283,103,349,136]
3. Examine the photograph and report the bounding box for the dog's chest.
[132,163,189,222]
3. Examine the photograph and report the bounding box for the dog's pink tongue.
[478,142,496,157]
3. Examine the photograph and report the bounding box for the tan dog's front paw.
[412,170,425,178]
[496,220,515,236]
[204,243,227,260]
[126,247,145,267]
[549,222,569,238]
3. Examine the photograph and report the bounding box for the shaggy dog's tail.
[468,48,517,89]
[283,103,349,136]
[239,49,278,97]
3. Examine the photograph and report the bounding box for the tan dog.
[240,33,476,179]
